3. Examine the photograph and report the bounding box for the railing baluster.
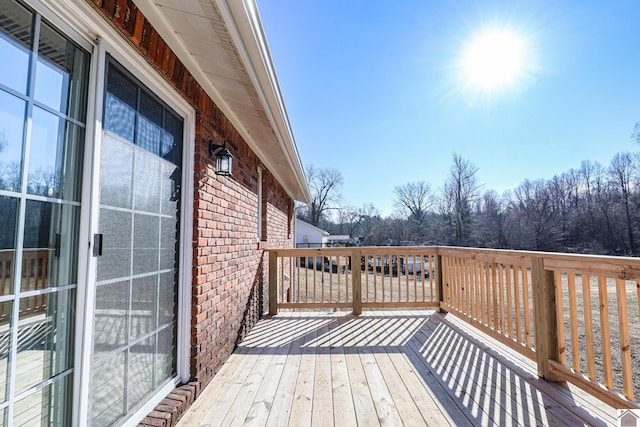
[554,271,567,365]
[615,278,634,400]
[506,264,513,338]
[484,261,491,326]
[598,275,614,390]
[513,265,521,342]
[567,272,580,372]
[268,250,278,315]
[636,280,640,319]
[582,274,596,380]
[523,267,531,348]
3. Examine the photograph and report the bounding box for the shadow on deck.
[179,310,617,426]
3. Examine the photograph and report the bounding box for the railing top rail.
[268,246,640,268]
[436,245,640,264]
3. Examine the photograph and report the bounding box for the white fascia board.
[215,0,310,203]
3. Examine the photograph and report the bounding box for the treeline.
[305,149,640,256]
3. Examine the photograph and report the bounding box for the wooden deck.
[178,310,618,426]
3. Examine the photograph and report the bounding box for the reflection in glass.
[21,201,80,291]
[91,353,125,426]
[162,111,182,164]
[158,272,176,328]
[161,162,180,216]
[131,275,157,341]
[104,67,136,142]
[160,217,177,271]
[157,325,176,383]
[13,375,71,426]
[128,336,155,408]
[0,300,12,404]
[35,21,89,120]
[28,107,84,201]
[93,281,129,359]
[0,196,18,297]
[133,213,159,275]
[0,0,32,94]
[0,90,26,193]
[137,90,163,155]
[134,150,160,212]
[15,289,75,395]
[100,133,133,209]
[96,208,132,281]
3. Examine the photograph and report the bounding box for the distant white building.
[296,219,330,247]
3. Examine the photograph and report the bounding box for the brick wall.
[86,1,295,425]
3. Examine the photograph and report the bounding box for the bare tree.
[608,152,636,254]
[443,153,480,245]
[631,121,640,145]
[505,179,554,250]
[393,181,433,241]
[475,189,504,247]
[336,205,363,237]
[300,165,343,227]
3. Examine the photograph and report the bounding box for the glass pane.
[28,107,84,200]
[0,0,32,94]
[100,133,133,209]
[0,90,26,193]
[139,91,162,127]
[157,324,176,382]
[104,67,136,143]
[133,149,160,213]
[91,353,125,426]
[133,213,159,275]
[136,91,162,155]
[14,375,71,426]
[136,114,162,156]
[160,216,177,271]
[161,111,182,165]
[158,272,175,328]
[35,21,89,120]
[160,161,180,216]
[128,336,155,409]
[131,275,157,341]
[22,201,80,291]
[96,208,132,281]
[0,196,18,296]
[0,300,12,404]
[15,289,75,394]
[93,281,129,359]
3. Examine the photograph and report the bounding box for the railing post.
[352,248,362,315]
[435,252,446,313]
[268,250,278,316]
[531,257,561,382]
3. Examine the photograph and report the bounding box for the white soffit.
[134,0,310,203]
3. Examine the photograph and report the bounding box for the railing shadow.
[233,311,610,426]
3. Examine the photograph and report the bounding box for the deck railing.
[0,249,50,323]
[267,246,640,410]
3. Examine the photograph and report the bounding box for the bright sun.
[461,28,527,93]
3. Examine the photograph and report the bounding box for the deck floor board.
[178,310,618,427]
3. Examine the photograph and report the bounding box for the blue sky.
[258,1,640,216]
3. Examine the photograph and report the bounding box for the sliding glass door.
[0,0,89,424]
[89,59,182,426]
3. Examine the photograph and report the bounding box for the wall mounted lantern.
[209,140,234,176]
